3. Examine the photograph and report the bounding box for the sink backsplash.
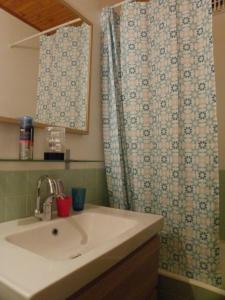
[0,168,108,223]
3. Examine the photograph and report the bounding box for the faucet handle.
[56,179,65,197]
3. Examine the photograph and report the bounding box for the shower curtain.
[36,24,89,130]
[101,0,221,287]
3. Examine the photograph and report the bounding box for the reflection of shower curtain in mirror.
[36,24,89,130]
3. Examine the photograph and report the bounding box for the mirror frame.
[0,0,93,134]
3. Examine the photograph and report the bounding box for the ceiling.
[0,0,85,32]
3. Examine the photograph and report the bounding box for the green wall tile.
[86,187,97,203]
[83,169,98,188]
[0,197,5,222]
[95,183,109,206]
[26,194,36,216]
[46,170,65,178]
[64,169,86,193]
[0,173,7,197]
[27,170,46,196]
[4,195,27,221]
[5,172,28,197]
[96,169,107,188]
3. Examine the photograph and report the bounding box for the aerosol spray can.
[19,116,34,160]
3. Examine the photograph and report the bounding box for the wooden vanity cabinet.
[68,236,160,300]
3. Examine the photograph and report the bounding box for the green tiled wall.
[0,168,108,223]
[157,276,225,300]
[220,170,225,241]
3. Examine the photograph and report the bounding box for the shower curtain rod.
[112,0,225,11]
[9,18,82,48]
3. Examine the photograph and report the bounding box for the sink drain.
[52,228,59,236]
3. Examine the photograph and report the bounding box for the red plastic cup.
[56,196,72,217]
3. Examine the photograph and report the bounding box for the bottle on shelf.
[19,116,34,160]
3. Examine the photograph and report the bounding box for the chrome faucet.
[34,175,64,221]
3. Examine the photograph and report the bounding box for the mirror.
[0,0,92,134]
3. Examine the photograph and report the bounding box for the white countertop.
[0,205,163,300]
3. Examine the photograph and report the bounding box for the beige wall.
[0,0,104,169]
[213,13,225,170]
[0,9,39,119]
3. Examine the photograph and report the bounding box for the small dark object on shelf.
[44,152,64,161]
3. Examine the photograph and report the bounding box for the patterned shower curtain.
[101,0,221,287]
[36,24,89,130]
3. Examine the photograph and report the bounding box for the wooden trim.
[85,22,93,134]
[58,0,92,26]
[0,116,89,135]
[10,18,82,48]
[0,116,19,126]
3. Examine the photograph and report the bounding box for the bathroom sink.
[6,212,138,260]
[0,205,163,300]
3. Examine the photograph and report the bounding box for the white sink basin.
[6,212,138,260]
[0,205,163,300]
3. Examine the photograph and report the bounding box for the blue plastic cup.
[72,187,86,211]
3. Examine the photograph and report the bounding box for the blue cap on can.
[20,116,33,128]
